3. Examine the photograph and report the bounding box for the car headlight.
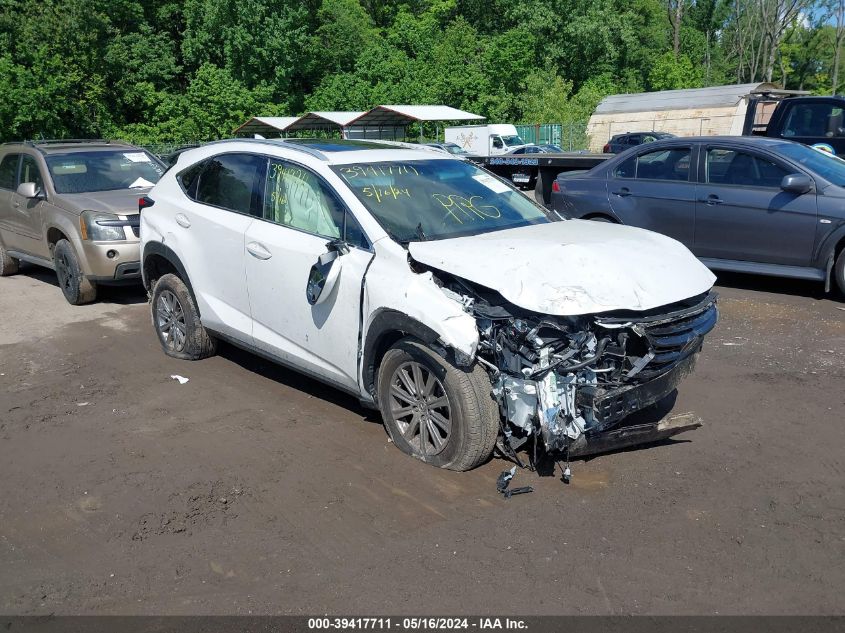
[80,211,129,241]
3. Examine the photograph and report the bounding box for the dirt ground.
[0,263,843,616]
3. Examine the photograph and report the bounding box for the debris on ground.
[170,375,189,385]
[496,466,533,499]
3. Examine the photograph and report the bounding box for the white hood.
[408,220,716,316]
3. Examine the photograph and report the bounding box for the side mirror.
[306,240,349,306]
[780,173,813,195]
[17,182,41,199]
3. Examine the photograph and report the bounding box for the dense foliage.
[0,0,839,143]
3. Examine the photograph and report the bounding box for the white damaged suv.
[140,139,718,471]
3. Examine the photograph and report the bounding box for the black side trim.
[142,242,198,313]
[361,309,441,402]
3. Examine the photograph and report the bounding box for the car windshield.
[444,144,467,155]
[331,159,551,242]
[776,142,845,186]
[46,150,164,194]
[501,135,526,147]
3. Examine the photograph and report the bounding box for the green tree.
[648,51,703,90]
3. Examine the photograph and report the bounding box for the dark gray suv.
[550,136,845,295]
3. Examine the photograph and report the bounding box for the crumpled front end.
[433,269,718,456]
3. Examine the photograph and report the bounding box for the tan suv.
[0,140,165,304]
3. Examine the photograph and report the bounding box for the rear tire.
[53,239,97,304]
[0,240,19,276]
[533,172,547,207]
[377,338,499,471]
[834,248,845,296]
[151,273,217,360]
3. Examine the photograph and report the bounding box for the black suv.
[603,131,675,154]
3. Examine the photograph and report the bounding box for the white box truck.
[444,124,529,156]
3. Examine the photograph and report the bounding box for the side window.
[635,148,691,181]
[264,160,369,248]
[195,153,265,216]
[0,154,20,190]
[614,155,637,178]
[782,103,845,138]
[264,160,343,240]
[706,148,788,188]
[343,211,369,250]
[178,161,205,199]
[20,155,44,191]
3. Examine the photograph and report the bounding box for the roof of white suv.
[192,138,452,166]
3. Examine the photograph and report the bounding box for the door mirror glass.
[16,182,40,198]
[306,240,349,305]
[780,173,813,195]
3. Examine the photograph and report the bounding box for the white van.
[444,124,528,156]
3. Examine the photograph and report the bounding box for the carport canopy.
[233,116,300,137]
[347,105,485,127]
[284,111,366,132]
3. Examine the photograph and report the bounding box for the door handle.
[174,213,191,228]
[698,195,723,205]
[611,187,631,197]
[246,241,272,260]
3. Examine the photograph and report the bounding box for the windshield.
[501,135,526,147]
[776,142,845,186]
[331,159,551,242]
[445,144,468,155]
[46,150,164,194]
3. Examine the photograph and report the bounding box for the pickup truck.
[467,152,610,206]
[743,94,845,155]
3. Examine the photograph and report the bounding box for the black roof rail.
[203,137,329,161]
[1,139,134,147]
[30,139,133,146]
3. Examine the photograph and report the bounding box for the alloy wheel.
[388,361,452,455]
[156,290,187,352]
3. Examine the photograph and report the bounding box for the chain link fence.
[516,122,591,151]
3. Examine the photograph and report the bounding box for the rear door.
[694,145,817,266]
[606,144,697,246]
[0,153,22,248]
[173,152,265,341]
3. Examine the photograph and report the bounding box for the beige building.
[586,82,782,152]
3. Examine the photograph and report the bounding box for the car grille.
[596,292,718,382]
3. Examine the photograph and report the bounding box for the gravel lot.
[0,264,843,615]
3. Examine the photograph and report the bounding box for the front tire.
[151,273,217,360]
[53,239,97,304]
[377,338,499,471]
[0,240,19,276]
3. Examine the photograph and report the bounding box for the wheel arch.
[815,224,845,292]
[581,212,619,223]
[142,242,199,310]
[362,309,442,405]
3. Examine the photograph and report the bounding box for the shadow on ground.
[16,261,147,305]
